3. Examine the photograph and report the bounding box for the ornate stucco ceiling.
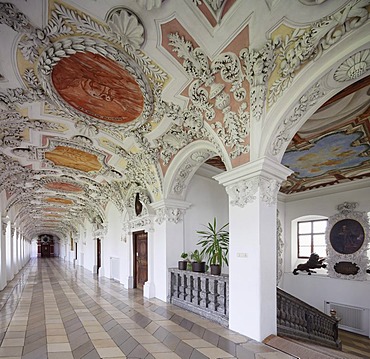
[0,0,369,239]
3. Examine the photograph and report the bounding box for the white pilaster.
[150,199,191,302]
[15,229,20,273]
[0,217,8,290]
[7,224,15,281]
[144,224,155,299]
[215,157,292,342]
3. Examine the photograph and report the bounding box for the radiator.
[110,257,120,281]
[325,301,369,335]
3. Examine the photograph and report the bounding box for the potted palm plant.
[178,252,189,270]
[190,249,206,273]
[197,218,229,275]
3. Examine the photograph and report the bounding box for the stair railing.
[277,287,341,349]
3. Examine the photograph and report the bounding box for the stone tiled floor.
[0,258,293,359]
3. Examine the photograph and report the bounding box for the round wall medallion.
[52,51,144,124]
[329,218,365,254]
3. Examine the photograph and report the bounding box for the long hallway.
[0,258,290,359]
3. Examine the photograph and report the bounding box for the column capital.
[1,218,9,237]
[150,199,191,225]
[10,224,16,237]
[214,157,293,207]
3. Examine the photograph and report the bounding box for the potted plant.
[190,249,206,273]
[178,252,189,270]
[197,218,229,275]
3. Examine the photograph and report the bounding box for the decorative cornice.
[151,199,191,225]
[215,157,292,207]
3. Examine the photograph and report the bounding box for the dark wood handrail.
[277,287,341,349]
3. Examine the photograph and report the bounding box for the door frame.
[96,238,101,275]
[133,230,148,289]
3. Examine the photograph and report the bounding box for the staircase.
[271,288,368,358]
[264,335,363,359]
[277,287,341,349]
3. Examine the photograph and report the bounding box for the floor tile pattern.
[0,259,292,359]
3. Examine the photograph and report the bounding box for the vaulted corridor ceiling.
[1,0,369,240]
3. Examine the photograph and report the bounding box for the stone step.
[263,335,363,359]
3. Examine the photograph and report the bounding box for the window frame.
[297,219,328,259]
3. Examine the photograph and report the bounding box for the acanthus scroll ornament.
[240,40,279,121]
[168,33,250,160]
[226,177,259,207]
[226,177,280,207]
[276,210,284,286]
[259,178,280,206]
[155,207,185,225]
[268,0,370,106]
[271,79,327,156]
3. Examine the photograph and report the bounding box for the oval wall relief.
[51,52,144,124]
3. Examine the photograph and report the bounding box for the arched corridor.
[0,257,285,359]
[1,0,370,356]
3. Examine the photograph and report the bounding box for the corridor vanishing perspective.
[0,258,290,359]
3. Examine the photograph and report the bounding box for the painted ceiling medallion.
[51,52,144,124]
[44,181,84,193]
[45,146,102,172]
[44,197,74,205]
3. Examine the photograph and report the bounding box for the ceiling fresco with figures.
[0,0,369,240]
[281,77,370,194]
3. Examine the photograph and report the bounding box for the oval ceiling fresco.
[44,181,84,193]
[51,51,144,124]
[45,146,102,173]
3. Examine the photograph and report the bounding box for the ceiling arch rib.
[0,0,370,240]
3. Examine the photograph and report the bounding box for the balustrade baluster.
[168,269,230,327]
[185,275,192,303]
[199,276,208,308]
[171,272,178,299]
[217,280,225,315]
[208,278,217,311]
[179,272,186,300]
[193,273,200,305]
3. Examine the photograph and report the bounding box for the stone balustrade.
[277,287,341,349]
[168,268,229,326]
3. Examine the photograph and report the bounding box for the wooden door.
[133,231,148,289]
[41,244,50,257]
[97,238,101,274]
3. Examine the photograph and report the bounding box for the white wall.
[280,181,370,333]
[184,170,229,270]
[102,203,124,282]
